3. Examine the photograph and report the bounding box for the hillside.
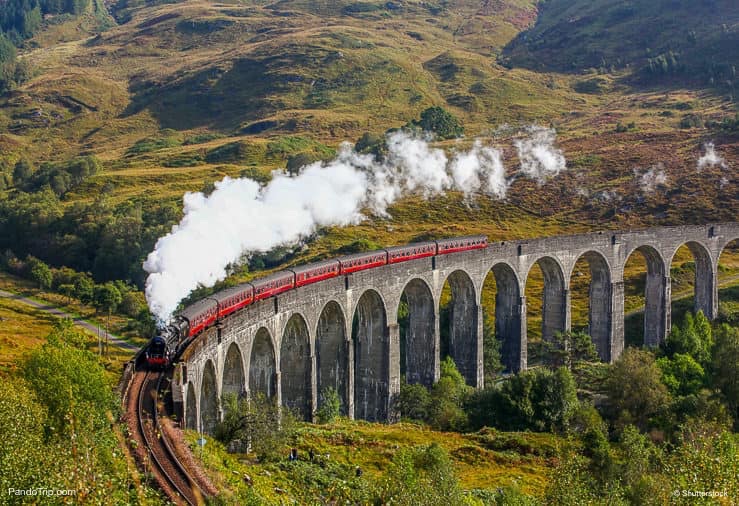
[0,0,734,327]
[502,0,739,87]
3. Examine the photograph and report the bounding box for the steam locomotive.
[144,235,487,369]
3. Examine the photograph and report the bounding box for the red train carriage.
[436,235,487,255]
[215,283,254,319]
[181,297,219,337]
[386,241,437,264]
[252,271,296,302]
[291,260,341,287]
[338,250,388,275]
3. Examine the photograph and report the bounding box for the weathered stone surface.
[179,222,738,431]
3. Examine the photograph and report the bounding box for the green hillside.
[503,0,738,88]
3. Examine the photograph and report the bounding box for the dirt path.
[0,289,140,352]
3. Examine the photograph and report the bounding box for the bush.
[316,386,341,424]
[410,106,464,139]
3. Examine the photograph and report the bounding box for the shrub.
[316,387,341,424]
[410,106,464,139]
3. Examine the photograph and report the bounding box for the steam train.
[144,235,487,369]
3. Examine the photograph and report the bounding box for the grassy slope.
[502,0,739,76]
[185,420,558,503]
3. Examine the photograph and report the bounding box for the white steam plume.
[514,126,566,183]
[697,142,727,171]
[635,165,668,193]
[144,129,565,320]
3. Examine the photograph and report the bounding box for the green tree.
[398,381,431,421]
[12,159,32,184]
[0,378,47,496]
[412,106,464,139]
[710,324,739,424]
[482,308,503,384]
[27,256,52,289]
[545,330,599,370]
[316,386,341,424]
[663,311,712,365]
[0,34,16,91]
[427,357,470,431]
[22,321,114,435]
[72,272,94,303]
[93,282,122,314]
[286,152,319,176]
[605,348,671,432]
[375,443,466,506]
[656,353,705,397]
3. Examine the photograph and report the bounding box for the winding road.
[0,289,140,352]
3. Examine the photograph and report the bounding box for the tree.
[710,324,739,424]
[545,330,599,370]
[316,386,341,424]
[27,256,52,289]
[286,152,319,176]
[605,348,671,432]
[656,353,705,397]
[662,311,712,365]
[72,273,94,303]
[398,382,431,421]
[93,282,122,355]
[412,106,464,139]
[427,357,470,431]
[12,159,32,185]
[482,308,503,384]
[0,34,16,91]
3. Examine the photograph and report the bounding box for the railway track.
[129,369,207,505]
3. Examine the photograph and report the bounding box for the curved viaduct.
[173,223,739,433]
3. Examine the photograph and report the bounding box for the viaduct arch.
[176,223,738,431]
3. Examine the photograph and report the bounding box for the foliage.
[215,393,296,461]
[656,353,705,397]
[27,255,52,289]
[93,281,122,314]
[374,443,467,506]
[710,324,739,425]
[544,330,598,370]
[409,106,464,139]
[316,386,341,424]
[466,367,578,433]
[20,156,101,197]
[482,308,503,384]
[398,381,431,421]
[604,348,671,433]
[662,311,713,365]
[21,320,116,435]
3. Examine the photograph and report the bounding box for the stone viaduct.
[173,222,739,433]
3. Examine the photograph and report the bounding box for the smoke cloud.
[514,126,567,183]
[697,142,727,171]
[144,129,566,320]
[635,165,668,193]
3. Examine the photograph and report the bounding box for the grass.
[185,419,557,504]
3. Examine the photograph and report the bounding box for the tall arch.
[316,301,348,415]
[624,246,668,347]
[186,382,197,431]
[675,241,716,320]
[442,270,480,386]
[490,263,524,373]
[399,279,436,387]
[222,342,245,398]
[353,289,389,422]
[570,251,612,361]
[200,360,219,435]
[717,238,739,316]
[280,314,311,420]
[249,328,276,399]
